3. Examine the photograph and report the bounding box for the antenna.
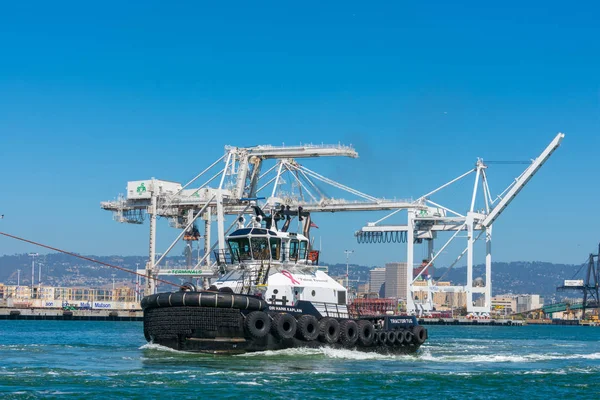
[28,253,38,297]
[344,250,354,292]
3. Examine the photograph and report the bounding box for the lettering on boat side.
[389,318,413,324]
[269,306,301,313]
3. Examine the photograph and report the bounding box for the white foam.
[320,347,399,360]
[235,346,399,360]
[37,391,77,395]
[235,346,321,357]
[417,350,600,363]
[139,342,196,354]
[205,371,258,376]
[581,353,600,360]
[237,381,261,386]
[523,369,567,375]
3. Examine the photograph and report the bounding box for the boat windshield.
[270,237,281,260]
[228,237,251,261]
[299,240,308,260]
[251,237,269,260]
[289,239,299,261]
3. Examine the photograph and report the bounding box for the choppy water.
[1,321,599,399]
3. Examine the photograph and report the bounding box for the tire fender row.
[242,311,427,347]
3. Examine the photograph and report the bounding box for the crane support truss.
[355,133,564,315]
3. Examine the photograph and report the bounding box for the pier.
[417,318,524,326]
[0,308,143,321]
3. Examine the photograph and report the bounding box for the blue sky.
[0,1,598,267]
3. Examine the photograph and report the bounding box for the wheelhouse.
[227,228,310,263]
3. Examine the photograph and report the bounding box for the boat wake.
[139,342,600,364]
[418,349,600,363]
[139,342,198,355]
[235,346,409,360]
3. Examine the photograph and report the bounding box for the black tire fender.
[411,325,427,344]
[357,320,375,347]
[395,329,405,345]
[318,318,340,344]
[245,311,271,339]
[296,315,320,341]
[372,330,380,345]
[271,313,297,340]
[339,320,359,347]
[403,330,414,344]
[386,330,397,345]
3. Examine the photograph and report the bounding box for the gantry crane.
[101,144,419,294]
[557,243,600,319]
[354,133,565,315]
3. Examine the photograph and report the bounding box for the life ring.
[411,325,427,345]
[271,313,297,340]
[339,320,359,347]
[357,320,375,346]
[318,318,340,344]
[244,311,271,339]
[296,315,319,341]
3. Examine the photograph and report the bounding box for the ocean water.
[0,321,599,399]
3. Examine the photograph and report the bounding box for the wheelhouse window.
[228,237,251,262]
[289,239,299,261]
[270,237,281,261]
[299,241,308,260]
[251,237,269,260]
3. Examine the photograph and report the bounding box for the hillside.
[323,261,584,302]
[0,253,586,301]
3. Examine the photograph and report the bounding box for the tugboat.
[141,206,427,354]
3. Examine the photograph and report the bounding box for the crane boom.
[481,132,564,228]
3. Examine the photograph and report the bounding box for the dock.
[0,308,143,321]
[417,318,524,326]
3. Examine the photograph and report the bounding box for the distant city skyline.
[1,2,599,267]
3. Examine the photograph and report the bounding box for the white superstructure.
[212,211,349,318]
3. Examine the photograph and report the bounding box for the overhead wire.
[570,255,594,280]
[0,231,183,289]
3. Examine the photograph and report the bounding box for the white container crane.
[355,133,565,315]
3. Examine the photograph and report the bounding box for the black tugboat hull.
[142,292,427,355]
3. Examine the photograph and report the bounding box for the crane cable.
[0,231,183,289]
[569,255,596,281]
